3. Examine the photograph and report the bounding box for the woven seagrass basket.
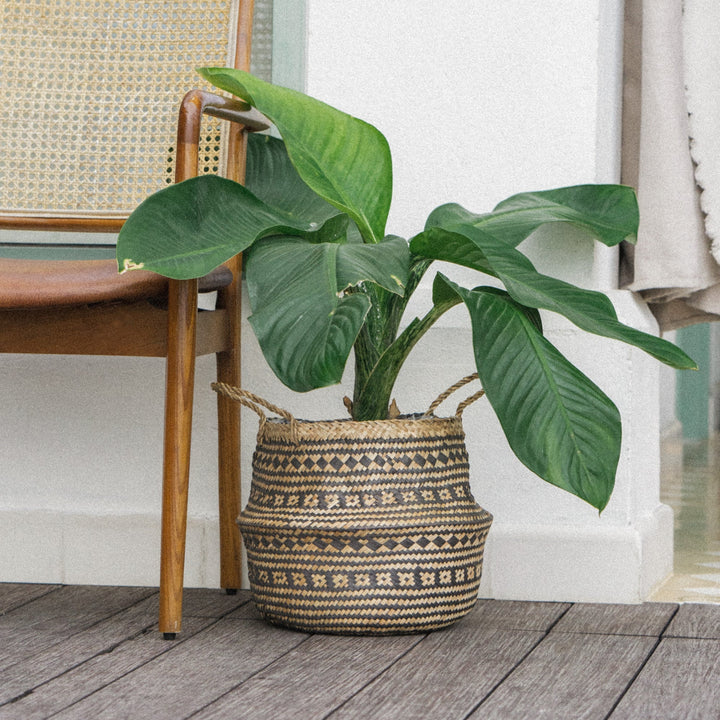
[213,375,493,635]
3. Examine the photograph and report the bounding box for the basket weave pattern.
[239,413,493,634]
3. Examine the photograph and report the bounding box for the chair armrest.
[201,93,270,131]
[175,89,270,183]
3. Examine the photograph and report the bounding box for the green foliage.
[117,70,696,511]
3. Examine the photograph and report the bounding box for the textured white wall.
[0,0,673,600]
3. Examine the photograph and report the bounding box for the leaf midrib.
[514,308,593,488]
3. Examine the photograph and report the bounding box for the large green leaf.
[245,133,340,225]
[199,68,392,243]
[413,184,640,275]
[117,174,318,279]
[435,225,696,370]
[246,235,409,392]
[424,184,639,249]
[436,274,620,511]
[411,225,495,275]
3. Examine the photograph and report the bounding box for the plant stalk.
[351,292,461,420]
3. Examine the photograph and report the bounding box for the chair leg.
[159,279,198,637]
[215,259,243,592]
[216,350,243,591]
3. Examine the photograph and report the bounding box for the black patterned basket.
[213,375,493,635]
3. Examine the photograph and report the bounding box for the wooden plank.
[0,585,154,671]
[51,617,308,719]
[0,303,229,357]
[327,626,545,720]
[461,599,571,632]
[0,595,157,706]
[0,583,58,614]
[552,602,677,636]
[194,632,423,720]
[231,598,569,637]
[469,632,657,720]
[225,596,265,619]
[610,638,720,719]
[173,588,252,618]
[0,589,249,711]
[4,588,718,720]
[664,602,720,639]
[200,600,566,720]
[0,609,216,719]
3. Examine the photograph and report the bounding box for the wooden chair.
[0,0,269,637]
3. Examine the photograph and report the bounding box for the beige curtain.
[621,0,720,330]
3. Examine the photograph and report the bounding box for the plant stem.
[351,256,429,419]
[351,290,461,420]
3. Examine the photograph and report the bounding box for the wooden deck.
[1,584,719,719]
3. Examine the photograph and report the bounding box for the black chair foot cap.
[225,588,238,596]
[163,632,177,641]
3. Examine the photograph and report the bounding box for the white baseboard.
[478,503,674,603]
[1,502,674,604]
[0,507,221,588]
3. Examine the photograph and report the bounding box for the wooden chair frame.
[0,1,269,637]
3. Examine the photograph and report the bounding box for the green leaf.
[439,280,543,334]
[117,175,315,279]
[437,274,620,511]
[335,235,409,294]
[245,133,340,225]
[442,225,697,370]
[411,226,495,275]
[425,184,639,248]
[199,68,392,243]
[245,235,409,392]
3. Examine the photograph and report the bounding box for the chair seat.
[0,258,233,309]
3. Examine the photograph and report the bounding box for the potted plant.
[117,70,695,633]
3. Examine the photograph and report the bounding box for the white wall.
[290,0,671,602]
[0,0,674,601]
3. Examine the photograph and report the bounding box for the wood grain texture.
[196,633,423,720]
[610,638,720,720]
[1,615,218,720]
[0,588,248,718]
[329,626,545,720]
[460,598,571,632]
[180,588,252,618]
[158,279,199,636]
[0,585,153,672]
[664,602,720,639]
[0,595,160,707]
[215,253,244,593]
[50,618,308,719]
[0,302,230,357]
[0,0,260,640]
[0,259,165,308]
[2,584,719,720]
[552,602,677,636]
[0,216,125,232]
[0,583,57,614]
[470,632,657,720]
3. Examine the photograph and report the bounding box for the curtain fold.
[621,0,720,330]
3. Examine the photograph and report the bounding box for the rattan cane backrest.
[0,0,249,224]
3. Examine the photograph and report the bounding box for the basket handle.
[212,382,298,441]
[424,373,485,418]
